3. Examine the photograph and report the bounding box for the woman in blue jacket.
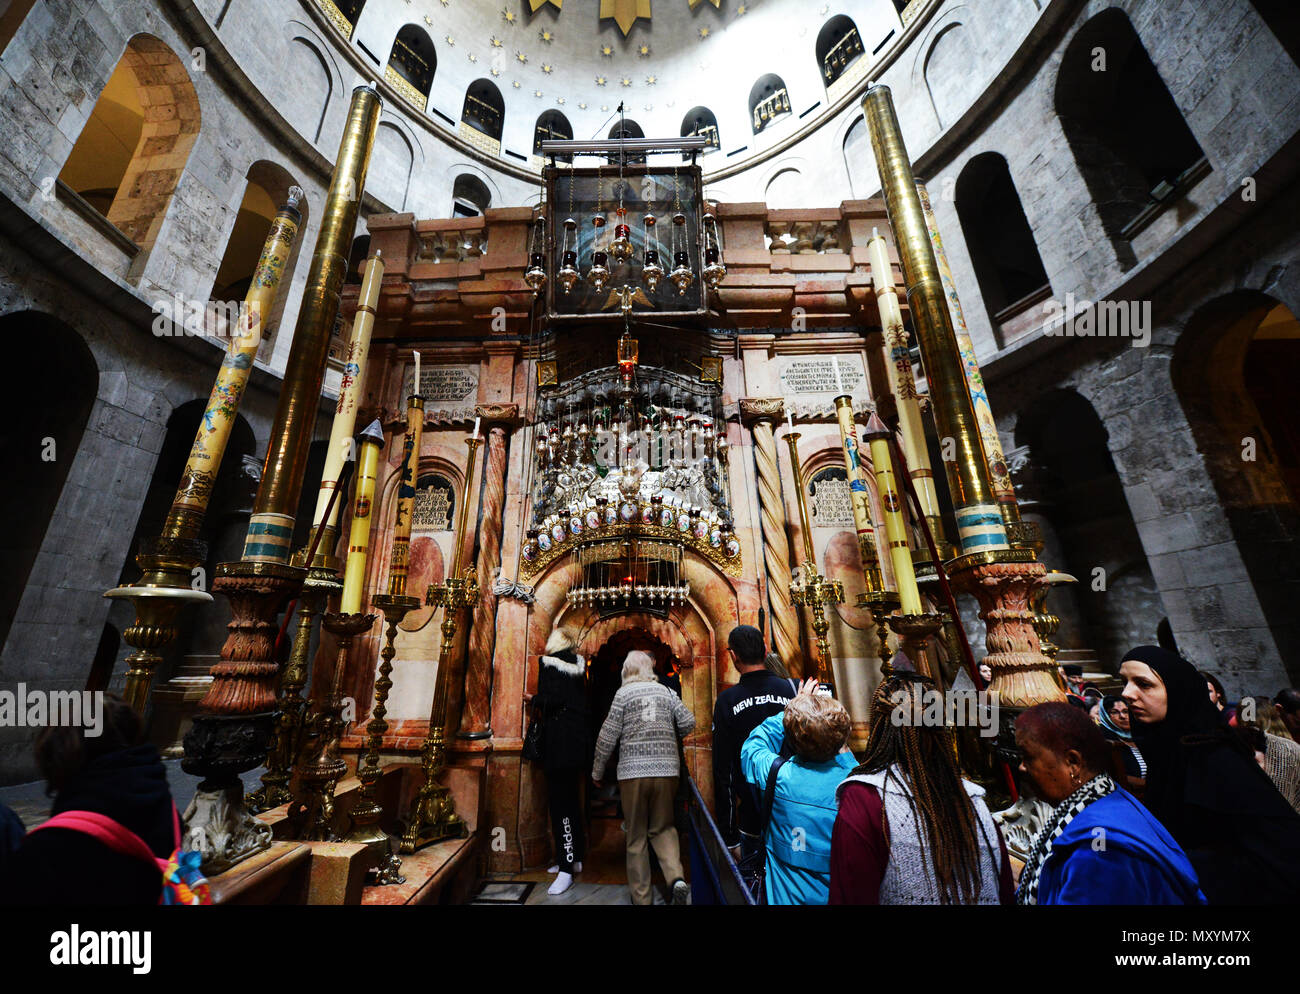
[1015,701,1204,905]
[740,678,856,905]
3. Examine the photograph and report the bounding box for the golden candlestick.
[288,610,377,841]
[346,591,420,883]
[783,429,844,688]
[401,433,482,853]
[862,85,1010,558]
[885,612,944,680]
[863,412,924,616]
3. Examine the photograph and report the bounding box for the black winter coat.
[535,650,590,772]
[0,744,176,906]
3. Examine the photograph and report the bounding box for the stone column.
[740,398,800,675]
[458,403,517,739]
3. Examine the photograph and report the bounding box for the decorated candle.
[833,394,884,593]
[386,394,425,597]
[310,252,384,545]
[864,411,923,615]
[340,419,386,614]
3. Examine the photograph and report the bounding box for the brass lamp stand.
[783,429,844,687]
[288,610,377,841]
[400,433,482,853]
[346,592,419,882]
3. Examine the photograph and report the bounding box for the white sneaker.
[548,871,575,896]
[546,864,559,874]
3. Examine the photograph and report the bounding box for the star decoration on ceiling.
[578,101,588,109]
[516,51,528,63]
[439,0,449,6]
[699,27,710,39]
[468,52,478,62]
[539,29,554,43]
[512,80,521,87]
[557,96,566,104]
[600,44,614,57]
[643,103,653,111]
[501,7,516,23]
[535,90,544,97]
[601,105,609,111]
[638,43,651,57]
[490,66,501,76]
[490,36,503,47]
[445,35,455,46]
[620,76,632,87]
[818,4,829,13]
[645,74,657,85]
[542,63,554,73]
[595,75,608,85]
[424,15,433,25]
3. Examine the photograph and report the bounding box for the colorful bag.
[29,804,211,905]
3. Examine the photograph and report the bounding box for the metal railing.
[683,774,756,905]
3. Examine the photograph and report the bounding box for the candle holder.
[247,561,341,813]
[857,589,901,674]
[400,433,482,853]
[345,592,420,883]
[1030,571,1076,665]
[783,430,845,687]
[885,612,945,678]
[287,610,377,842]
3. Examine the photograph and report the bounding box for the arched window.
[461,79,504,155]
[387,24,436,108]
[816,15,863,87]
[57,35,200,252]
[1055,9,1207,250]
[608,119,645,163]
[955,153,1050,340]
[749,74,791,135]
[452,174,491,217]
[210,162,309,356]
[533,110,573,161]
[0,313,97,653]
[680,107,720,154]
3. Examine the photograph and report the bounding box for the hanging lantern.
[702,212,727,290]
[558,217,580,293]
[669,212,694,295]
[524,214,548,295]
[588,213,610,293]
[611,206,633,262]
[641,213,664,293]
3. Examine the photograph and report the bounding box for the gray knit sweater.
[592,681,695,781]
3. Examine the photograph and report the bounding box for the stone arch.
[816,14,864,88]
[0,312,98,654]
[955,151,1051,339]
[533,109,573,157]
[388,22,437,105]
[1054,7,1207,266]
[749,73,791,135]
[921,20,975,131]
[286,35,333,143]
[840,114,877,200]
[452,173,491,217]
[58,34,201,253]
[370,119,415,211]
[1173,291,1300,676]
[764,166,805,210]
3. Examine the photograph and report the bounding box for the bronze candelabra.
[784,429,844,686]
[288,610,377,841]
[400,434,482,853]
[346,591,420,883]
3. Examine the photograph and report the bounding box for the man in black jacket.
[711,625,796,859]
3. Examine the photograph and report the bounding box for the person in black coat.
[1121,646,1300,904]
[531,626,590,895]
[0,696,177,905]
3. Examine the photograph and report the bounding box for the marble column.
[458,404,517,739]
[740,398,801,675]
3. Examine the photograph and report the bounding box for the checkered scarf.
[1016,774,1116,906]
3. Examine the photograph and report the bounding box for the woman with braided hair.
[829,672,1013,904]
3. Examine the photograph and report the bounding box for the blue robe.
[1032,787,1206,905]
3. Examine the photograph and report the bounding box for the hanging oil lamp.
[669,212,695,295]
[558,217,580,293]
[588,213,610,293]
[701,212,727,290]
[524,214,548,295]
[611,206,633,262]
[641,212,664,294]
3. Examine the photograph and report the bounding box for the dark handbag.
[735,754,789,905]
[522,700,546,764]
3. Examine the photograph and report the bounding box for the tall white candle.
[472,416,481,439]
[834,358,844,395]
[787,410,795,435]
[413,350,421,397]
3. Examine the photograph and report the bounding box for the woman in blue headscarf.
[1097,695,1146,796]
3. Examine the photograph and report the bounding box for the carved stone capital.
[739,397,786,427]
[474,402,520,429]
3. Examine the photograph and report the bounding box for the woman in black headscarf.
[1120,645,1300,904]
